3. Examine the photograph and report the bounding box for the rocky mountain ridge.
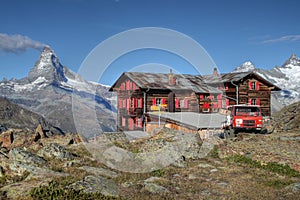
[0,46,117,137]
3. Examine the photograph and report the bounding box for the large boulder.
[9,148,45,166]
[37,143,75,160]
[67,175,119,198]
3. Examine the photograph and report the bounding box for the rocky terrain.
[0,102,299,199]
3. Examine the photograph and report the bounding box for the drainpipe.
[143,88,150,132]
[231,81,239,105]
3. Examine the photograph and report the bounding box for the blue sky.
[0,0,300,85]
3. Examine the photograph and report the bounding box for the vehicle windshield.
[235,107,261,116]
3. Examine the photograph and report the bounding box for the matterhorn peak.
[232,61,256,73]
[28,45,67,83]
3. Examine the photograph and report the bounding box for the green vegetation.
[209,145,220,159]
[264,179,295,188]
[29,180,117,200]
[0,171,30,188]
[151,169,165,177]
[227,154,300,177]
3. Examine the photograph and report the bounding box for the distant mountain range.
[232,54,300,112]
[0,46,117,138]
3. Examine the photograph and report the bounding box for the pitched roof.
[203,72,252,83]
[202,71,281,90]
[110,72,221,94]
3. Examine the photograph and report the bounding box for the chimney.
[213,68,219,76]
[169,69,176,85]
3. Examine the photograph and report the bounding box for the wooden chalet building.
[109,70,221,131]
[203,69,281,116]
[109,69,280,131]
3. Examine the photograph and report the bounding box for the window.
[180,99,184,108]
[249,81,260,90]
[249,98,260,105]
[251,82,256,90]
[156,98,162,106]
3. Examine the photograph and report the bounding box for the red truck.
[223,105,263,138]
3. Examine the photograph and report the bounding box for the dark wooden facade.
[109,72,221,131]
[110,71,280,131]
[205,72,281,116]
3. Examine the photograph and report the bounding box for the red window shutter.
[226,98,229,107]
[175,98,180,108]
[248,98,252,105]
[119,99,123,108]
[139,98,143,108]
[256,82,260,90]
[132,83,136,90]
[140,118,143,128]
[249,81,253,90]
[122,117,126,126]
[152,98,156,105]
[161,98,166,104]
[127,99,130,109]
[200,94,204,99]
[129,118,134,130]
[184,98,189,108]
[256,99,260,105]
[218,99,222,108]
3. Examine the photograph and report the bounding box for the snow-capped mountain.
[259,54,300,107]
[232,61,256,73]
[231,54,300,111]
[0,46,117,138]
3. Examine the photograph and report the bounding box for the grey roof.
[202,72,252,84]
[110,71,280,93]
[203,71,281,90]
[114,72,221,94]
[149,112,226,129]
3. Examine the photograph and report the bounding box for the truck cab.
[223,105,263,137]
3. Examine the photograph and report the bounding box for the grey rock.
[0,125,7,133]
[285,182,300,192]
[143,183,169,194]
[188,174,197,180]
[9,148,45,166]
[217,182,228,188]
[144,176,162,183]
[68,175,119,197]
[210,169,218,173]
[198,163,215,168]
[37,143,75,160]
[171,156,187,168]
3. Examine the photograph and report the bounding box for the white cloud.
[262,35,300,44]
[0,33,45,53]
